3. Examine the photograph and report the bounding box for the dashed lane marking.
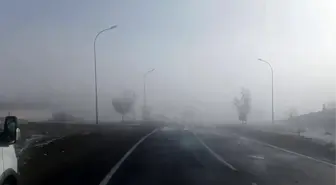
[192,131,238,171]
[248,136,336,167]
[99,128,159,185]
[220,132,336,168]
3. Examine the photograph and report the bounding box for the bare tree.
[112,90,136,122]
[233,88,251,124]
[287,108,298,119]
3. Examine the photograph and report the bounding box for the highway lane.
[193,127,335,185]
[20,124,335,185]
[104,126,335,185]
[106,127,261,185]
[19,124,157,185]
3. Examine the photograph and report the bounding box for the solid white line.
[251,137,336,167]
[192,131,238,171]
[99,128,159,185]
[228,132,336,167]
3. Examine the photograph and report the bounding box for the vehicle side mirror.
[0,116,19,146]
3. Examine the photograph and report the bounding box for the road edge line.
[192,131,238,171]
[229,133,336,167]
[99,128,159,185]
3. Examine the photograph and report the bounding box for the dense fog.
[0,0,335,122]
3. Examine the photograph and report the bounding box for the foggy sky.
[0,0,335,121]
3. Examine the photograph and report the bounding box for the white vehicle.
[0,116,20,185]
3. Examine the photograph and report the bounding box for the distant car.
[0,116,20,185]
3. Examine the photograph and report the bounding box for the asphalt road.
[20,125,335,185]
[191,127,335,185]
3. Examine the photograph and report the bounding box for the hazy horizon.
[0,0,335,122]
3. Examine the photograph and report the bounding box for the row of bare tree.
[112,90,137,121]
[233,88,251,124]
[232,88,306,124]
[111,88,252,123]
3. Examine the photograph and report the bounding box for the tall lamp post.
[143,69,155,120]
[258,58,274,124]
[93,25,117,124]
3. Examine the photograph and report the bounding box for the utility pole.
[258,58,274,124]
[143,69,155,120]
[93,25,117,124]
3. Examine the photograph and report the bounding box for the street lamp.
[143,68,155,108]
[258,58,274,124]
[93,25,117,124]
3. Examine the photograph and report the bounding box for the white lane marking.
[192,131,238,171]
[228,132,336,167]
[99,128,159,185]
[34,136,66,148]
[248,155,265,160]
